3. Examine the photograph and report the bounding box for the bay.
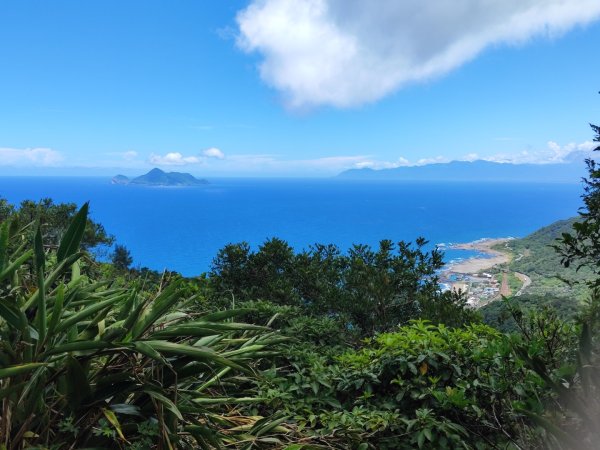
[0,177,583,276]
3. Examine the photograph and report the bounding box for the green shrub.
[262,321,556,449]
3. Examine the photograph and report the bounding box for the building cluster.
[439,271,501,306]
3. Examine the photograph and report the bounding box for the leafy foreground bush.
[209,238,479,339]
[260,321,576,449]
[0,204,286,449]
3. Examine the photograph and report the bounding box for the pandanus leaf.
[0,221,9,271]
[130,282,182,339]
[55,294,126,333]
[57,202,88,263]
[142,340,249,372]
[143,389,183,420]
[0,300,27,332]
[0,250,33,283]
[0,363,46,380]
[22,252,84,311]
[34,223,46,346]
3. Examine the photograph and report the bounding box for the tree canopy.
[557,120,600,285]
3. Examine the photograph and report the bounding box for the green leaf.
[200,308,253,322]
[131,341,169,365]
[34,224,46,346]
[43,340,113,357]
[0,363,46,380]
[0,221,9,271]
[48,283,65,335]
[423,428,433,441]
[144,389,183,420]
[143,340,248,372]
[417,431,425,448]
[130,282,182,339]
[151,322,268,339]
[0,249,33,282]
[56,294,126,333]
[102,408,128,442]
[57,202,88,262]
[22,252,83,311]
[0,300,27,332]
[185,425,223,449]
[192,397,265,405]
[65,356,92,409]
[251,415,288,437]
[33,223,45,271]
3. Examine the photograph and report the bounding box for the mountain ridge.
[338,159,588,183]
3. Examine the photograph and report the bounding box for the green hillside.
[495,217,593,300]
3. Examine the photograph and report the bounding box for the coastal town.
[438,238,531,307]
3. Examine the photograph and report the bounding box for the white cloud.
[213,153,374,174]
[462,153,480,162]
[202,147,225,159]
[237,0,600,109]
[148,148,227,166]
[149,152,203,166]
[416,156,449,166]
[353,157,410,169]
[0,147,63,166]
[479,140,596,164]
[122,150,138,161]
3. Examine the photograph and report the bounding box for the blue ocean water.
[0,177,584,276]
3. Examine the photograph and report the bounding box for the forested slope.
[500,217,593,299]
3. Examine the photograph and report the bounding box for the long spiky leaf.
[56,202,88,263]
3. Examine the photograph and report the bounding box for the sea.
[0,177,584,277]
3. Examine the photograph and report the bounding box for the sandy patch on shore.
[447,238,512,274]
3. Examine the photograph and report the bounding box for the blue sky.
[1,0,599,177]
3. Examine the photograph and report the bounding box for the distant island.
[112,168,208,186]
[338,159,587,183]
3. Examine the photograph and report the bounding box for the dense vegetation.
[0,119,598,449]
[557,121,600,287]
[0,195,595,449]
[209,238,477,339]
[496,218,593,300]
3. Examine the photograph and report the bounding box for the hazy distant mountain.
[338,160,588,183]
[111,174,130,185]
[112,168,208,186]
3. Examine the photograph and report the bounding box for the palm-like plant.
[0,204,285,449]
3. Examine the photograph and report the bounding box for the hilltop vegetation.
[478,218,592,331]
[487,217,594,302]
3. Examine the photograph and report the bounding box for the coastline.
[445,238,513,274]
[439,238,514,306]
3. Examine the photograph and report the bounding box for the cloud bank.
[149,152,202,166]
[348,140,597,173]
[149,148,226,166]
[237,0,600,109]
[467,140,597,165]
[0,147,63,166]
